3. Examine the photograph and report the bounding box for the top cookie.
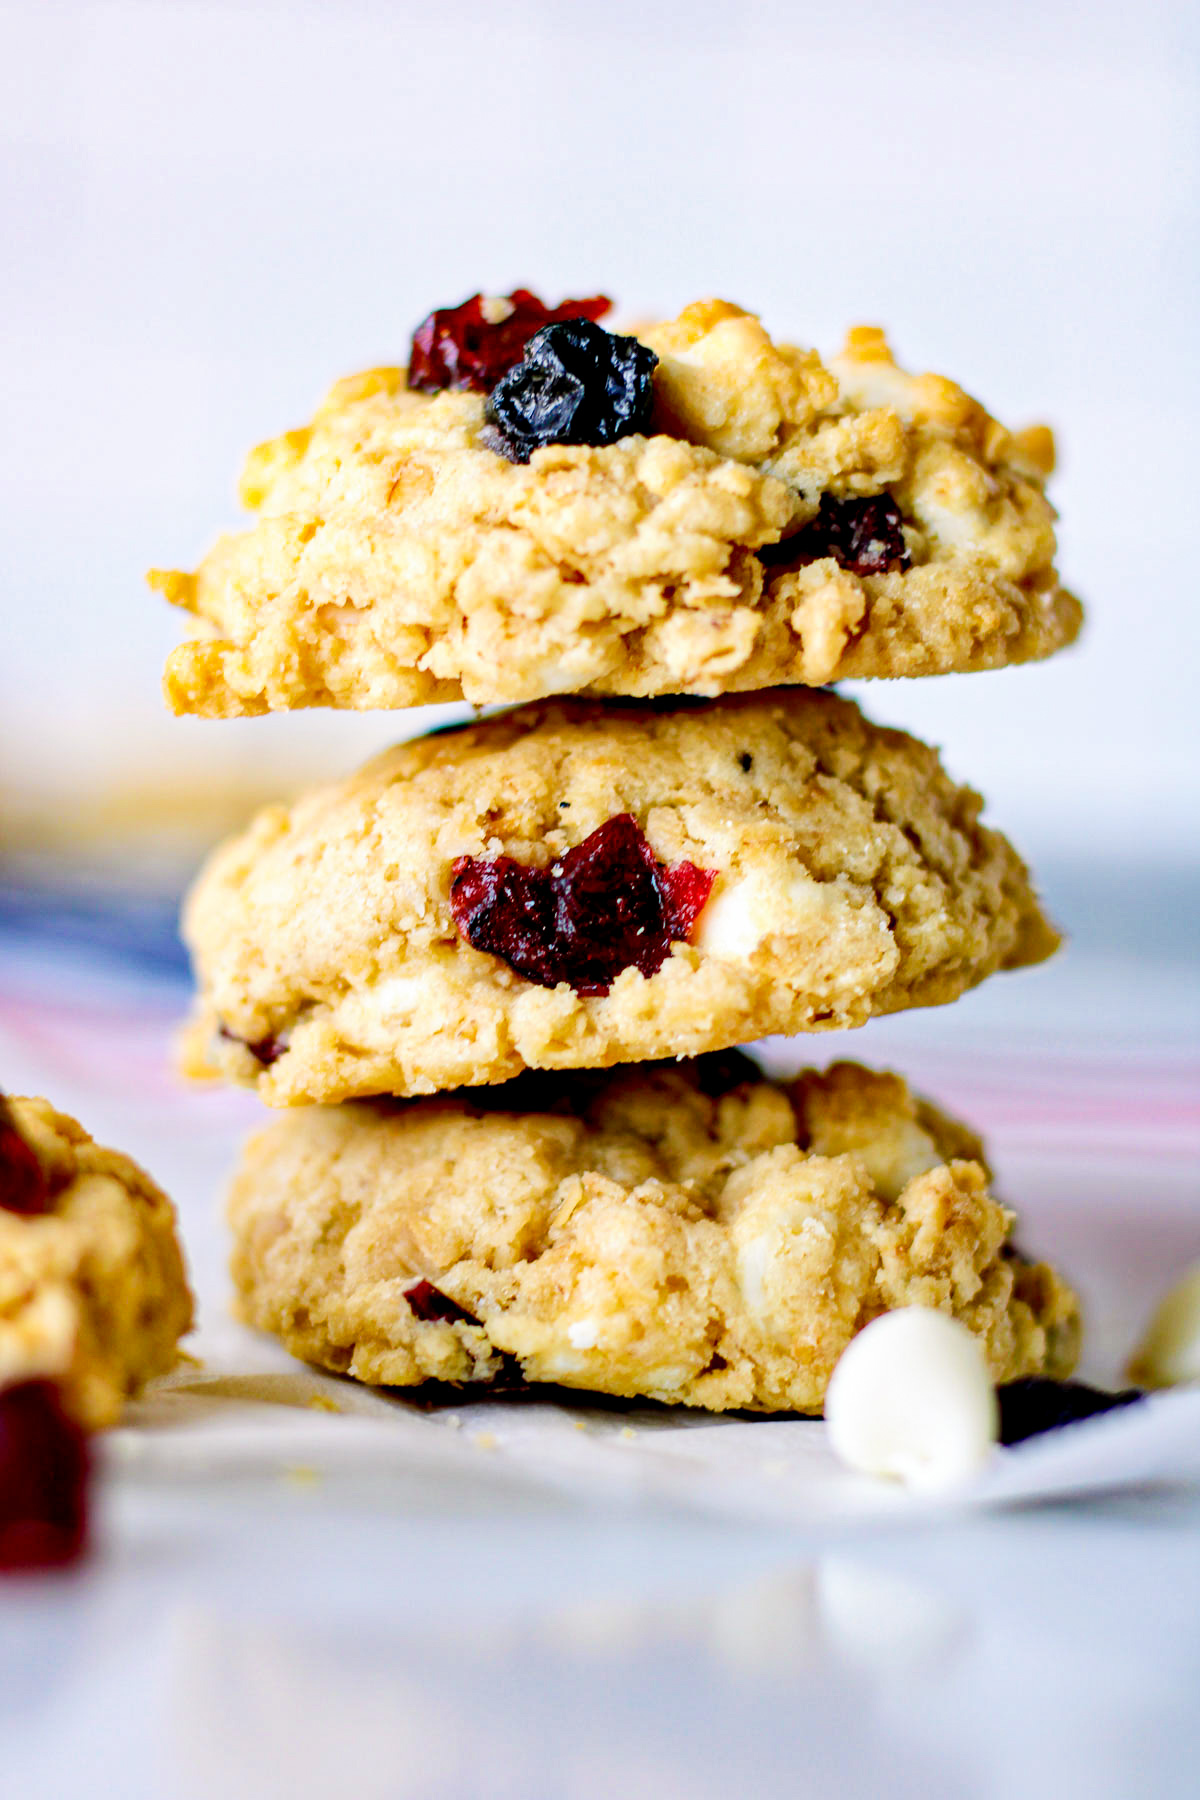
[152,295,1081,715]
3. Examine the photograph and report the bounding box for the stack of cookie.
[154,294,1082,1415]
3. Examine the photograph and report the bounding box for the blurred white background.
[1,0,1197,872]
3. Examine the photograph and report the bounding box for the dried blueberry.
[483,320,658,463]
[759,493,910,577]
[450,813,714,995]
[408,290,611,394]
[0,1095,50,1217]
[404,1281,479,1326]
[997,1378,1144,1445]
[0,1380,90,1570]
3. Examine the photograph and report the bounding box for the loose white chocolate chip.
[1128,1261,1200,1389]
[825,1308,998,1492]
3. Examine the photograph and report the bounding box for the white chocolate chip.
[694,874,766,959]
[370,974,427,1021]
[566,1317,601,1350]
[1128,1261,1200,1389]
[872,1121,942,1200]
[695,868,831,961]
[829,353,918,418]
[825,1308,998,1491]
[479,295,516,324]
[0,1285,76,1388]
[734,1229,773,1321]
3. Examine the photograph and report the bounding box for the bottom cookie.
[1,1095,194,1428]
[228,1055,1079,1414]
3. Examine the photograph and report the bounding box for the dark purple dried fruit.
[404,1281,478,1326]
[450,813,714,996]
[408,290,611,394]
[759,493,910,577]
[218,1024,284,1068]
[482,320,658,463]
[0,1095,50,1217]
[0,1380,90,1570]
[998,1378,1144,1445]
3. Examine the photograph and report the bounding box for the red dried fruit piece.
[0,1094,51,1217]
[759,493,911,577]
[408,290,612,394]
[450,814,715,996]
[0,1380,91,1571]
[404,1280,478,1326]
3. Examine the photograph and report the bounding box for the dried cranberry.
[759,493,910,577]
[998,1378,1144,1445]
[408,290,612,394]
[0,1095,50,1217]
[482,320,658,463]
[0,1381,90,1571]
[450,814,714,996]
[218,1024,283,1067]
[404,1281,478,1326]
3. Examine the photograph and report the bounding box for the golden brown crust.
[1,1099,194,1427]
[228,1059,1080,1412]
[180,690,1058,1105]
[154,302,1081,715]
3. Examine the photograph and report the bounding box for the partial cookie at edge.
[1,1098,194,1428]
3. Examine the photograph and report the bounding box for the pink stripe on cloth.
[2,977,1197,1157]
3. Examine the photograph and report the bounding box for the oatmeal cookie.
[181,690,1057,1105]
[153,300,1080,714]
[0,1096,193,1428]
[227,1057,1080,1412]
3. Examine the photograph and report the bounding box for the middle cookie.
[183,690,1056,1105]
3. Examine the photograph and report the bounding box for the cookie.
[152,299,1081,715]
[181,690,1058,1105]
[227,1057,1080,1413]
[0,1095,193,1428]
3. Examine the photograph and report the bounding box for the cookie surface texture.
[181,691,1058,1105]
[154,300,1080,715]
[1,1099,194,1428]
[227,1059,1080,1412]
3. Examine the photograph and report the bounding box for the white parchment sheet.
[109,1316,1200,1529]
